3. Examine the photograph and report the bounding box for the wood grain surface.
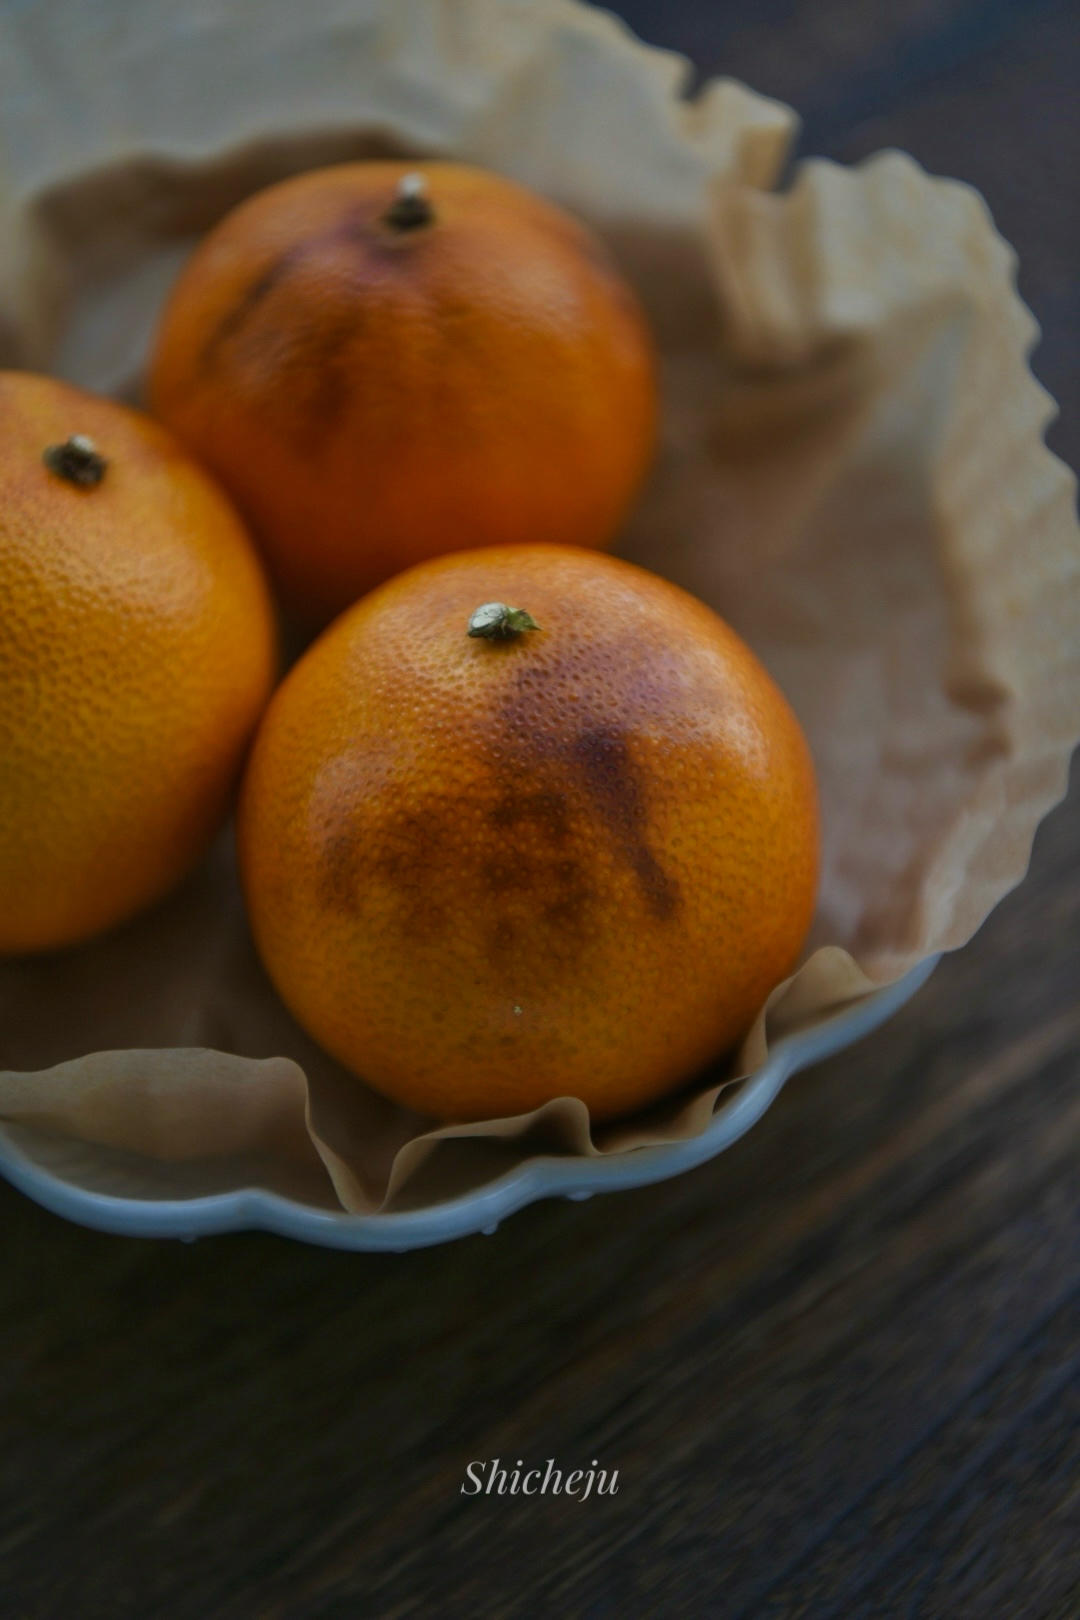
[1,3,1078,1616]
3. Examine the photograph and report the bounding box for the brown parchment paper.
[0,0,1077,1215]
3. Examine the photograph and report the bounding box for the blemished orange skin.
[148,161,658,625]
[0,372,277,955]
[238,546,819,1124]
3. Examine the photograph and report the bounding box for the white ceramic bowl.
[6,3,1073,1255]
[0,957,936,1249]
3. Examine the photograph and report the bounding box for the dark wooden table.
[2,4,1078,1616]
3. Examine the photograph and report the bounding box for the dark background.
[2,3,1078,1616]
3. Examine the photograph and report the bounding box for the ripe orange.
[0,371,276,954]
[238,545,818,1123]
[148,160,658,625]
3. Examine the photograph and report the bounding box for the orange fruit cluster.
[0,161,819,1124]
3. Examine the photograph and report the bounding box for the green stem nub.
[384,171,435,231]
[43,435,107,488]
[467,603,542,641]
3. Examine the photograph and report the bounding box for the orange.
[148,160,657,625]
[0,371,276,954]
[238,545,818,1123]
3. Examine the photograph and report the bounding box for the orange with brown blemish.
[148,160,658,625]
[0,371,276,954]
[237,545,819,1123]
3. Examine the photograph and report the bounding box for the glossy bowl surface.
[0,958,936,1249]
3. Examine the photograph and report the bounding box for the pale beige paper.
[0,0,1077,1215]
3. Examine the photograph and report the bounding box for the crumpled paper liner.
[0,0,1077,1216]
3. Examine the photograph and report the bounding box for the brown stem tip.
[467,603,542,641]
[43,435,107,489]
[383,171,435,232]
